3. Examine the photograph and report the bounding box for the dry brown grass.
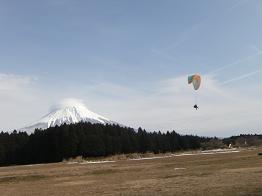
[64,152,174,162]
[0,147,261,196]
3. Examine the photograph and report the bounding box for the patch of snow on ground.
[80,160,116,165]
[174,168,186,170]
[130,155,173,161]
[67,161,78,165]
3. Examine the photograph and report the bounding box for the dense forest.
[0,123,209,166]
[0,123,261,166]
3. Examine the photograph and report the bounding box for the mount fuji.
[21,99,117,133]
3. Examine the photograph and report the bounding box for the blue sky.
[1,0,262,136]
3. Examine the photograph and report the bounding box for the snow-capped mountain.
[21,99,116,133]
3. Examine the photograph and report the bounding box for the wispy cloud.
[0,73,35,91]
[1,72,262,137]
[151,0,252,64]
[151,49,181,63]
[231,0,251,9]
[167,23,204,51]
[0,73,43,131]
[221,67,262,85]
[151,22,204,64]
[80,74,261,136]
[208,50,262,74]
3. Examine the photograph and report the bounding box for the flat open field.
[0,148,261,196]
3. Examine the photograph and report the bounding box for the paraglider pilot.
[193,104,199,110]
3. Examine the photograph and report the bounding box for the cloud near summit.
[50,98,87,112]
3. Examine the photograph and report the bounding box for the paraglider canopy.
[188,74,201,90]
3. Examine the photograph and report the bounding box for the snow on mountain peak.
[21,98,114,133]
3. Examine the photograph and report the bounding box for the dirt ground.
[0,148,261,196]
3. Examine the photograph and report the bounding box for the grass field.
[0,148,261,196]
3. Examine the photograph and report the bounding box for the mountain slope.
[21,99,116,133]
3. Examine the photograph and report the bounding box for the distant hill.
[223,134,262,147]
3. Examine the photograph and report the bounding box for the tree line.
[1,123,260,166]
[0,123,209,166]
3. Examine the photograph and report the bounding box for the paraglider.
[188,74,201,110]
